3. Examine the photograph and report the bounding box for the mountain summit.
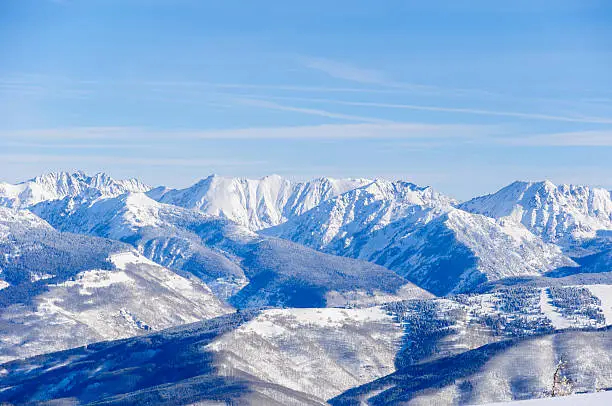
[461,180,612,251]
[0,171,151,209]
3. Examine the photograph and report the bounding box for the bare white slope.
[586,284,612,324]
[152,174,371,230]
[206,306,402,402]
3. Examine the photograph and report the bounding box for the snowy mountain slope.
[460,181,612,251]
[384,285,610,372]
[207,307,403,401]
[0,308,404,405]
[151,174,371,230]
[0,171,150,209]
[331,326,612,405]
[486,392,612,406]
[229,237,432,308]
[373,210,575,295]
[32,193,431,307]
[211,290,608,403]
[0,207,230,363]
[0,206,124,298]
[0,311,316,406]
[267,179,456,259]
[32,193,254,297]
[268,180,575,295]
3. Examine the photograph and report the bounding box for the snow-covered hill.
[0,206,230,363]
[151,174,371,230]
[207,307,403,401]
[0,171,150,209]
[331,327,612,405]
[461,181,612,252]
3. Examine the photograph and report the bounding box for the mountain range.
[0,171,611,405]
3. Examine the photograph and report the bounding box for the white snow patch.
[325,284,432,307]
[29,272,55,282]
[485,391,612,405]
[109,251,158,270]
[539,288,572,329]
[586,284,612,325]
[59,269,134,296]
[0,280,8,290]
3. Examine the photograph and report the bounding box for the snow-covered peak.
[461,180,612,248]
[376,208,576,295]
[0,171,151,209]
[151,174,371,230]
[268,179,456,257]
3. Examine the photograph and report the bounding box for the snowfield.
[485,391,612,405]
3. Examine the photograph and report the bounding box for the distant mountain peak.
[0,171,151,209]
[150,174,372,230]
[461,179,612,249]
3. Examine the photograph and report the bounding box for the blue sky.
[1,0,611,199]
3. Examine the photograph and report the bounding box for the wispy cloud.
[233,98,393,124]
[0,141,155,149]
[250,95,612,124]
[502,130,612,146]
[0,127,140,140]
[304,57,390,86]
[0,74,421,100]
[9,125,609,148]
[0,123,493,141]
[302,57,499,98]
[0,154,265,168]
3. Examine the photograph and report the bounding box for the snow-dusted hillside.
[331,327,612,405]
[0,207,230,363]
[0,171,150,209]
[461,181,612,251]
[486,391,612,405]
[151,174,370,230]
[207,307,403,401]
[0,308,402,405]
[374,209,575,295]
[32,193,431,307]
[32,192,254,297]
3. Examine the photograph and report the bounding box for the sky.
[1,0,611,199]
